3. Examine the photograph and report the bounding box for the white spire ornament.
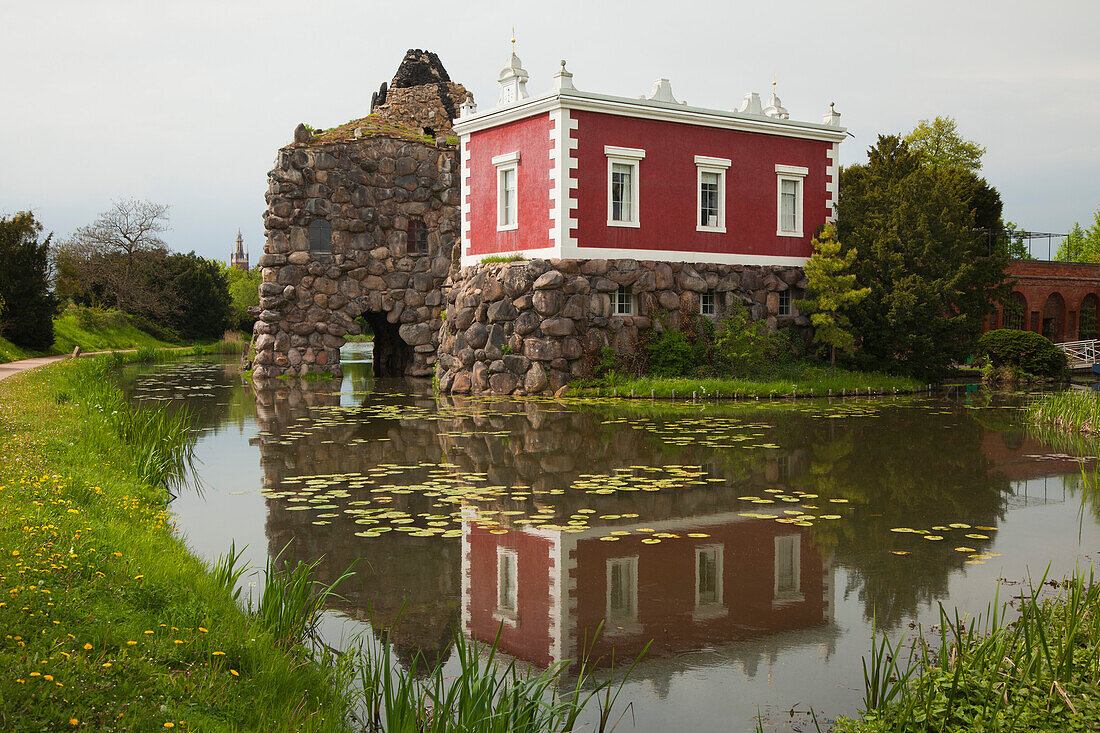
[497,33,530,106]
[763,75,789,119]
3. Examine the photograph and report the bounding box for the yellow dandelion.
[230,669,240,676]
[43,675,53,681]
[83,643,93,650]
[29,672,41,677]
[126,640,137,646]
[198,627,208,633]
[69,719,78,725]
[102,662,111,668]
[212,651,225,656]
[164,724,175,729]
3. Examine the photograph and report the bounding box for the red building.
[987,261,1100,343]
[453,54,847,268]
[461,512,833,669]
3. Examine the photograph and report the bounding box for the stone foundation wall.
[436,258,810,395]
[249,134,460,379]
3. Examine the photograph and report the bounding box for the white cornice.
[454,89,847,143]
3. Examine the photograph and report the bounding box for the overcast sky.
[2,0,1098,264]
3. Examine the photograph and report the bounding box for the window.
[695,545,723,608]
[493,151,520,231]
[775,164,808,237]
[613,286,634,316]
[774,534,804,603]
[605,146,645,227]
[700,289,716,316]
[695,156,731,232]
[606,556,638,624]
[408,218,428,254]
[309,219,332,255]
[778,289,792,316]
[496,547,518,622]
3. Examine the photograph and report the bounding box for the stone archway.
[361,311,412,378]
[1002,291,1027,330]
[1080,294,1099,340]
[1041,292,1066,342]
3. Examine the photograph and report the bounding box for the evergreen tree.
[838,135,1010,379]
[1054,209,1100,262]
[0,212,57,350]
[796,223,869,374]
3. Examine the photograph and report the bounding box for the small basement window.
[309,219,332,255]
[408,218,428,255]
[700,289,716,316]
[778,290,792,316]
[613,286,634,316]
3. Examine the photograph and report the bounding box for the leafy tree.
[904,116,986,173]
[838,135,1010,379]
[162,253,231,340]
[54,199,176,319]
[226,266,261,332]
[796,223,870,374]
[1053,208,1100,262]
[998,221,1034,260]
[0,212,57,350]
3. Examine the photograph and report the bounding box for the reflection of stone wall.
[437,258,809,395]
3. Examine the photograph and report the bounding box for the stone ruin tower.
[247,50,468,381]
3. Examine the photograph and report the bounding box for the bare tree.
[55,199,178,318]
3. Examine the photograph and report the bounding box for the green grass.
[479,253,528,263]
[0,355,355,730]
[833,568,1100,732]
[572,365,926,400]
[48,307,178,355]
[0,334,35,364]
[1029,390,1100,434]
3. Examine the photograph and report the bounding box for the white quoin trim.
[825,142,840,223]
[460,134,472,258]
[549,108,578,252]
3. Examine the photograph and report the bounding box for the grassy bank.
[48,308,178,355]
[0,334,33,364]
[1029,390,1100,434]
[0,355,353,730]
[573,365,925,400]
[833,570,1100,731]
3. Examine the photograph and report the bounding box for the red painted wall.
[466,115,552,256]
[570,110,831,257]
[465,526,555,667]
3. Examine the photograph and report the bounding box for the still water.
[122,344,1100,731]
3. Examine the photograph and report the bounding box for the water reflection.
[129,358,1100,729]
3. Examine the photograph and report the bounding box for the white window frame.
[694,544,725,615]
[495,546,519,624]
[778,289,792,316]
[775,164,808,237]
[613,285,634,316]
[696,156,731,233]
[605,556,640,633]
[493,151,521,232]
[700,289,717,316]
[773,534,804,605]
[605,146,645,228]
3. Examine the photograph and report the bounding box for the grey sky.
[2,0,1098,264]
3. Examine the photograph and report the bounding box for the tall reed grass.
[834,568,1100,731]
[1029,390,1100,435]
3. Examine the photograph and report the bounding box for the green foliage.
[0,211,57,350]
[974,328,1067,378]
[1030,390,1100,434]
[1054,209,1100,263]
[797,223,870,371]
[480,253,527,263]
[162,252,232,340]
[903,115,987,173]
[838,135,1010,380]
[710,302,791,376]
[226,266,261,331]
[50,306,177,355]
[646,327,704,377]
[997,220,1035,260]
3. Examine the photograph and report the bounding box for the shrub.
[711,302,790,376]
[974,328,1067,378]
[646,327,703,377]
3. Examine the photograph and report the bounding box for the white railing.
[1056,339,1099,366]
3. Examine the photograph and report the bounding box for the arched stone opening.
[361,311,411,378]
[1002,291,1027,330]
[1042,292,1066,342]
[1080,294,1099,340]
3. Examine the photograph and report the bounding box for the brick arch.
[1080,294,1100,340]
[1002,291,1027,330]
[1041,292,1066,342]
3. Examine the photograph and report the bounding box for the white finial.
[459,91,478,117]
[497,43,529,106]
[553,59,575,92]
[763,77,789,119]
[737,92,763,115]
[822,101,842,127]
[641,78,683,105]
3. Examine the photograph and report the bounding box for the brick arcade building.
[989,261,1100,343]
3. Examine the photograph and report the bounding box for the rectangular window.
[778,289,792,316]
[774,534,803,603]
[605,146,645,227]
[695,545,723,607]
[695,156,731,233]
[408,218,428,255]
[496,547,518,620]
[775,164,808,237]
[700,289,716,316]
[613,286,634,316]
[606,557,638,623]
[493,151,521,232]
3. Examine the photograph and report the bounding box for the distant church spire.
[231,229,249,271]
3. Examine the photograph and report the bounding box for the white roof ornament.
[641,78,685,105]
[552,59,575,92]
[459,91,478,118]
[737,92,763,115]
[763,90,789,119]
[822,101,841,127]
[497,51,530,106]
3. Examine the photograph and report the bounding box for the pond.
[121,344,1100,731]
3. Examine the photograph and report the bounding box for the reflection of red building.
[462,513,833,668]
